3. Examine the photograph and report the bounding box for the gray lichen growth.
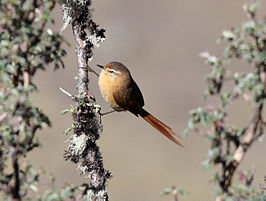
[78,162,88,174]
[86,189,108,201]
[61,0,89,32]
[86,34,105,48]
[60,0,88,31]
[68,134,88,156]
[61,2,73,32]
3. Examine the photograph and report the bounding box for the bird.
[97,61,183,147]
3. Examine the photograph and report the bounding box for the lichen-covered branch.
[73,23,89,94]
[60,1,111,200]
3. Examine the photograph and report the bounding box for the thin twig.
[23,71,29,88]
[12,156,21,200]
[88,65,99,77]
[0,112,7,122]
[59,87,73,98]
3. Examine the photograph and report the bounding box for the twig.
[0,112,7,122]
[88,65,99,77]
[12,156,21,200]
[59,87,73,98]
[23,71,29,88]
[219,67,265,193]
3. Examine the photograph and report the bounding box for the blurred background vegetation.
[0,0,265,200]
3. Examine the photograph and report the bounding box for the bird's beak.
[96,64,104,69]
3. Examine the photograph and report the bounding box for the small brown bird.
[97,62,183,147]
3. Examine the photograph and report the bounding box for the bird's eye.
[109,70,114,73]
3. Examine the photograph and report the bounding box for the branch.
[61,1,110,200]
[72,22,89,94]
[59,87,73,98]
[12,156,21,201]
[219,66,265,193]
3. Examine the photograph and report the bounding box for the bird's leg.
[100,110,116,116]
[98,110,116,123]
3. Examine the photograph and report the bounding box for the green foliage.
[0,0,67,200]
[60,92,101,137]
[37,182,86,201]
[185,2,265,200]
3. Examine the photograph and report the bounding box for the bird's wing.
[113,77,144,116]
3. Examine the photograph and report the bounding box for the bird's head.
[97,62,130,80]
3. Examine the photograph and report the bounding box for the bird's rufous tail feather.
[139,109,183,147]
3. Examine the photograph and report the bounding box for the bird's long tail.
[139,108,183,147]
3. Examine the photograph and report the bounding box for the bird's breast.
[98,73,124,111]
